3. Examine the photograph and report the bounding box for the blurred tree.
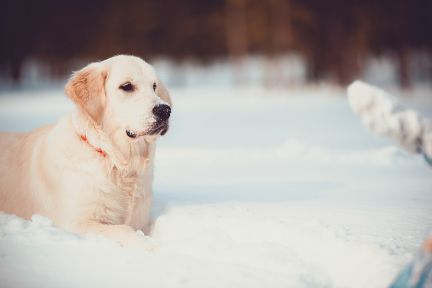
[0,0,40,82]
[264,0,293,86]
[0,0,431,87]
[225,0,248,84]
[366,0,432,88]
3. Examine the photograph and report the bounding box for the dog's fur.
[0,55,171,247]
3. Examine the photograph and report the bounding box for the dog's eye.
[119,82,134,92]
[153,82,157,91]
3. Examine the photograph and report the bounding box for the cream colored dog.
[0,55,172,247]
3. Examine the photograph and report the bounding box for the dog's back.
[0,126,52,218]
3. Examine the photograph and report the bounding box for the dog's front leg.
[75,222,154,249]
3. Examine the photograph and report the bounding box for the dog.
[0,55,171,247]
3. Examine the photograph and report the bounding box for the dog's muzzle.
[125,104,171,138]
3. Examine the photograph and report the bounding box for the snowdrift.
[1,86,431,288]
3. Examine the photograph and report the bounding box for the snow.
[0,85,432,288]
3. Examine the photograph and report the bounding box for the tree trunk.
[225,0,248,85]
[266,0,292,87]
[397,46,411,89]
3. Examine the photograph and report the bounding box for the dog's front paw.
[123,230,160,252]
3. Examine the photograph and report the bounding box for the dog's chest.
[94,166,150,226]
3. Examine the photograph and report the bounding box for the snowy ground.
[0,85,431,288]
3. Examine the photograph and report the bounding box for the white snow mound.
[1,86,432,288]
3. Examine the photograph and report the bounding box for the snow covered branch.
[347,81,432,162]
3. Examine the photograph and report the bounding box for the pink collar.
[79,135,107,158]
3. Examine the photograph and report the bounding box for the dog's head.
[65,55,171,142]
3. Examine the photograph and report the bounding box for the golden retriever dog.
[0,55,172,247]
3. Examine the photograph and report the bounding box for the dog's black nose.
[152,104,171,121]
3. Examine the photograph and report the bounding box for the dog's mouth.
[126,121,169,139]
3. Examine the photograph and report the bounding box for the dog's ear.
[156,80,172,106]
[65,62,107,124]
